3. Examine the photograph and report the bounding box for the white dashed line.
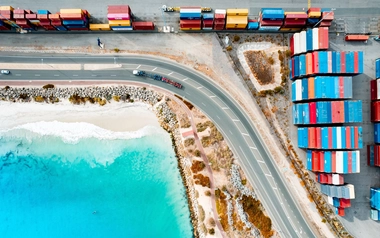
[168,72,173,75]
[15,74,21,76]
[35,74,40,76]
[197,86,203,89]
[257,160,265,163]
[232,119,240,122]
[201,102,206,106]
[249,146,256,150]
[54,75,59,77]
[242,133,250,136]
[182,78,188,81]
[229,130,233,135]
[185,92,190,95]
[73,75,78,76]
[152,67,157,71]
[216,115,221,120]
[265,174,272,177]
[137,65,141,69]
[209,95,216,98]
[222,107,229,110]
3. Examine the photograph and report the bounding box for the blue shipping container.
[180,13,201,20]
[63,20,85,25]
[376,59,380,79]
[306,29,313,52]
[301,77,308,99]
[37,10,50,15]
[307,150,312,170]
[247,22,259,30]
[325,151,332,172]
[358,51,364,73]
[375,123,380,143]
[260,8,285,20]
[55,26,67,31]
[303,103,310,124]
[203,14,214,19]
[299,55,306,77]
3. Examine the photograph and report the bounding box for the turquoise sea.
[0,121,193,238]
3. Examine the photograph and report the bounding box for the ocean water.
[0,121,193,238]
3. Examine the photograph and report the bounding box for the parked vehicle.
[133,70,183,89]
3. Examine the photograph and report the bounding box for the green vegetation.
[226,45,232,51]
[114,48,120,53]
[113,95,120,102]
[194,150,201,157]
[215,188,229,231]
[233,35,240,42]
[184,138,195,147]
[34,96,45,103]
[42,84,55,89]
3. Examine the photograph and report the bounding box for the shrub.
[242,179,247,185]
[201,136,212,147]
[191,160,205,173]
[226,45,232,51]
[194,150,201,157]
[233,35,240,42]
[193,174,210,187]
[268,57,275,65]
[205,190,211,196]
[208,218,216,227]
[34,96,45,103]
[209,228,215,235]
[113,95,120,102]
[4,86,10,90]
[274,86,284,94]
[42,84,54,89]
[198,205,205,222]
[184,138,195,147]
[114,48,120,53]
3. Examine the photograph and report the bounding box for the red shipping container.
[371,80,377,101]
[132,21,154,30]
[312,51,319,73]
[338,77,344,98]
[285,13,308,20]
[306,53,313,75]
[308,127,315,148]
[14,9,25,14]
[13,14,25,19]
[290,35,294,55]
[108,5,131,13]
[0,10,12,15]
[283,19,306,27]
[322,11,334,21]
[260,19,283,26]
[376,146,380,166]
[332,152,336,173]
[51,21,62,26]
[312,151,319,171]
[354,51,359,73]
[291,58,295,78]
[59,13,83,20]
[354,127,359,148]
[0,14,12,21]
[340,51,346,73]
[327,174,332,184]
[331,102,340,123]
[340,198,351,208]
[346,126,351,149]
[316,127,321,150]
[49,14,60,20]
[307,7,321,13]
[328,127,333,149]
[319,21,332,27]
[337,207,345,216]
[345,35,369,41]
[25,14,37,20]
[319,152,325,172]
[309,102,317,124]
[372,101,380,122]
[214,14,225,19]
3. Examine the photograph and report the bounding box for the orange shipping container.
[306,53,313,75]
[308,77,315,99]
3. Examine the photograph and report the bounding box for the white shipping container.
[355,151,361,173]
[294,33,300,55]
[327,196,334,205]
[300,31,306,54]
[347,184,355,199]
[336,151,343,173]
[371,209,379,220]
[377,79,380,100]
[312,28,319,50]
[215,9,226,14]
[328,51,332,73]
[296,80,302,101]
[332,174,341,185]
[337,127,342,149]
[111,27,133,31]
[180,9,202,13]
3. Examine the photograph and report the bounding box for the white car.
[1,70,10,75]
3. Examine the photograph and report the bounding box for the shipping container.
[282,19,307,27]
[226,16,247,29]
[321,184,355,199]
[316,173,344,185]
[180,6,202,13]
[307,7,321,18]
[0,6,14,11]
[284,12,308,20]
[345,35,369,41]
[107,13,130,20]
[108,20,131,27]
[307,150,360,173]
[371,101,380,122]
[89,24,111,31]
[370,187,380,210]
[260,8,285,20]
[260,19,283,26]
[367,145,380,167]
[226,9,249,16]
[60,9,82,14]
[258,26,281,31]
[370,209,379,221]
[180,27,201,31]
[247,22,259,30]
[111,26,133,31]
[376,59,380,79]
[180,12,201,20]
[132,21,154,30]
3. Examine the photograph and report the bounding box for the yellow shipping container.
[108,20,131,27]
[226,9,249,16]
[225,24,247,29]
[279,28,302,32]
[180,28,201,31]
[308,12,321,18]
[90,24,111,31]
[226,16,247,25]
[60,9,83,14]
[0,6,14,10]
[284,12,307,15]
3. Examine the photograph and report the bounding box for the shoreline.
[0,84,201,237]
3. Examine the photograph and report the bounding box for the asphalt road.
[0,54,315,238]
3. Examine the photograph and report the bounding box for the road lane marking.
[197,86,203,89]
[35,74,40,76]
[111,75,116,76]
[182,78,188,81]
[216,115,221,120]
[73,75,78,76]
[54,74,59,76]
[257,160,265,163]
[229,130,233,135]
[185,92,190,95]
[222,107,229,110]
[15,74,21,76]
[209,95,216,98]
[242,133,250,136]
[152,67,157,71]
[137,65,141,69]
[232,119,240,122]
[201,102,206,106]
[249,146,256,150]
[168,72,173,75]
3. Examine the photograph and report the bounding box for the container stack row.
[107,5,132,31]
[370,188,380,221]
[293,100,363,125]
[306,150,360,173]
[290,27,329,55]
[202,14,213,30]
[307,8,334,27]
[289,27,364,216]
[289,51,364,79]
[291,76,353,102]
[298,126,363,149]
[225,9,248,30]
[280,12,308,31]
[60,9,89,31]
[368,58,380,167]
[257,8,284,31]
[213,9,226,30]
[179,7,202,30]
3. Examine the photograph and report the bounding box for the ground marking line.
[229,130,233,135]
[209,95,216,98]
[201,102,206,106]
[182,78,188,81]
[197,86,203,89]
[222,107,229,110]
[35,74,40,76]
[265,174,272,177]
[137,65,141,69]
[216,115,221,120]
[185,92,190,95]
[168,72,173,75]
[242,133,250,136]
[257,160,265,163]
[232,119,240,122]
[249,146,256,150]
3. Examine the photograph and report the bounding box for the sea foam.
[0,121,165,144]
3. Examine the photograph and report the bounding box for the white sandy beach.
[0,100,160,132]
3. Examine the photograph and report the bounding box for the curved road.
[0,54,315,238]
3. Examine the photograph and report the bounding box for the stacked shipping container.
[213,9,226,30]
[307,7,321,25]
[368,58,380,168]
[60,9,89,31]
[306,150,361,173]
[202,14,213,30]
[298,126,363,149]
[247,19,259,30]
[370,188,380,221]
[290,26,364,216]
[225,9,248,30]
[280,12,307,31]
[258,8,284,31]
[180,7,201,30]
[292,100,363,125]
[291,76,353,102]
[317,9,334,27]
[0,6,14,30]
[107,5,132,31]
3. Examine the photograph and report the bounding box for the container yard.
[306,150,360,173]
[0,5,336,33]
